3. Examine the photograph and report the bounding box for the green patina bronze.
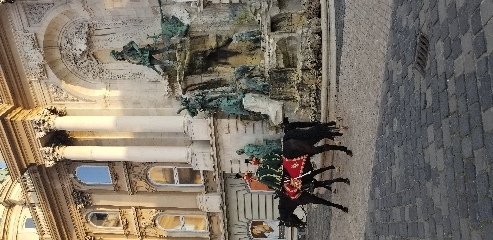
[232,65,269,94]
[232,29,262,44]
[110,41,174,74]
[176,90,251,117]
[110,0,189,74]
[236,139,282,159]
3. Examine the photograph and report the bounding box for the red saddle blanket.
[282,155,308,178]
[282,155,309,199]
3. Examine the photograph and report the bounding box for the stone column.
[31,107,211,140]
[41,145,191,167]
[41,142,215,168]
[53,116,187,132]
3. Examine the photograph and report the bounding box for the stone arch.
[39,6,169,103]
[41,8,105,99]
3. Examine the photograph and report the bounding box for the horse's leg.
[312,180,332,192]
[303,193,348,213]
[284,121,321,132]
[317,144,353,156]
[319,177,350,186]
[302,165,336,180]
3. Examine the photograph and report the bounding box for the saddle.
[281,154,309,199]
[282,155,308,178]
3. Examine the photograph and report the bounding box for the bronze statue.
[110,41,174,75]
[177,90,251,117]
[237,139,282,160]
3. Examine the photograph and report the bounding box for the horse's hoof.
[344,179,350,185]
[346,150,353,157]
[342,207,349,213]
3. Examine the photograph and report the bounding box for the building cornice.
[0,107,43,180]
[0,9,34,108]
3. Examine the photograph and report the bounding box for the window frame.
[86,211,122,229]
[23,217,37,232]
[155,214,208,232]
[75,165,113,185]
[147,166,204,187]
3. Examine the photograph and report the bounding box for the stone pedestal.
[197,193,222,212]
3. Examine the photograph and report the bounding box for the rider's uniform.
[255,150,283,191]
[281,154,309,199]
[254,150,309,199]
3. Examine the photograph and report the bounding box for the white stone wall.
[215,118,282,174]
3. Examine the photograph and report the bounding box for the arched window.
[87,212,121,228]
[24,217,36,230]
[148,167,202,186]
[75,165,112,185]
[156,215,207,232]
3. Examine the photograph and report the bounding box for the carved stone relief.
[72,190,92,209]
[31,106,66,138]
[122,162,133,195]
[13,32,47,81]
[47,84,81,102]
[40,145,67,167]
[119,209,130,236]
[128,163,158,193]
[22,3,55,26]
[107,162,121,191]
[135,208,164,238]
[58,19,167,88]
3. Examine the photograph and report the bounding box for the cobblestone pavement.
[307,0,493,239]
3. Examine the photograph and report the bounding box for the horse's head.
[277,215,306,229]
[276,190,306,229]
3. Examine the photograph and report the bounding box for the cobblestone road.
[307,0,493,239]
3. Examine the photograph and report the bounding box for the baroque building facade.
[0,0,310,239]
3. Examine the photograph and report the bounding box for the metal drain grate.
[414,33,430,75]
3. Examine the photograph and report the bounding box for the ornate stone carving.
[13,32,47,81]
[31,106,66,138]
[40,145,66,167]
[22,3,55,26]
[58,19,167,90]
[135,208,164,238]
[108,162,121,191]
[128,163,158,193]
[123,162,133,195]
[71,190,92,209]
[48,84,81,102]
[119,209,130,236]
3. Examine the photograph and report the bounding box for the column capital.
[184,117,211,140]
[197,193,222,213]
[31,106,66,138]
[72,190,92,209]
[40,145,67,167]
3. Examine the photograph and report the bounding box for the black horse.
[283,120,353,158]
[281,120,352,194]
[276,121,352,227]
